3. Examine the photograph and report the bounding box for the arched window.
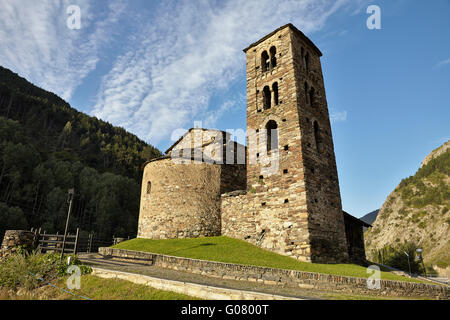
[305,52,310,71]
[313,121,322,153]
[309,87,315,107]
[304,82,309,105]
[272,82,279,106]
[261,51,270,72]
[263,86,271,110]
[146,181,152,195]
[270,46,277,68]
[266,120,278,153]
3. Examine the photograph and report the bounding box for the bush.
[372,242,423,274]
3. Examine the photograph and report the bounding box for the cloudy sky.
[0,0,449,217]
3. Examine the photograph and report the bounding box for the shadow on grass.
[167,243,217,255]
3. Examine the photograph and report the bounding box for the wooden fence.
[32,228,80,255]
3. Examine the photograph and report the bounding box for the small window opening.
[305,52,310,71]
[265,120,278,153]
[272,82,279,106]
[301,47,306,67]
[263,86,271,110]
[270,46,277,68]
[309,87,315,107]
[304,82,309,105]
[261,51,270,72]
[313,121,322,153]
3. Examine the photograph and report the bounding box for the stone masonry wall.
[0,230,36,260]
[290,27,349,263]
[138,158,222,239]
[222,191,312,261]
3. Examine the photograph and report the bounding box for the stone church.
[137,24,370,264]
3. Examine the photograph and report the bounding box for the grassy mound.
[113,236,426,283]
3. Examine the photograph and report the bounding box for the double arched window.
[261,46,278,72]
[262,82,279,110]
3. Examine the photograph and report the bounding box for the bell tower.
[243,24,349,263]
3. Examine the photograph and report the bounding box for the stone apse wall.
[221,24,349,263]
[138,143,246,240]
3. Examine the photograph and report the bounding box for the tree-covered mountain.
[0,66,161,181]
[365,141,450,272]
[0,66,162,240]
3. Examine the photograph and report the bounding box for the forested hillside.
[0,66,162,240]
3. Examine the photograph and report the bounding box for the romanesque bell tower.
[232,24,349,263]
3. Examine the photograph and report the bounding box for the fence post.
[33,228,39,250]
[74,228,80,255]
[88,233,93,253]
[61,189,75,261]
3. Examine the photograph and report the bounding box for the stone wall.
[99,247,449,299]
[222,191,312,262]
[92,267,297,300]
[0,230,36,260]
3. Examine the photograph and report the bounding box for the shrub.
[0,251,91,291]
[372,242,423,274]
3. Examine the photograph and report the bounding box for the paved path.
[79,253,324,300]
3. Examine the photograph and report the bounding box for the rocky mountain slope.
[361,210,379,226]
[365,141,450,270]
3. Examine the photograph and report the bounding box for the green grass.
[113,236,427,283]
[0,275,199,300]
[67,275,199,300]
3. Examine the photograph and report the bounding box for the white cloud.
[0,0,126,100]
[435,58,450,69]
[331,111,348,123]
[92,0,361,145]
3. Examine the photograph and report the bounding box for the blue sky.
[0,0,449,217]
